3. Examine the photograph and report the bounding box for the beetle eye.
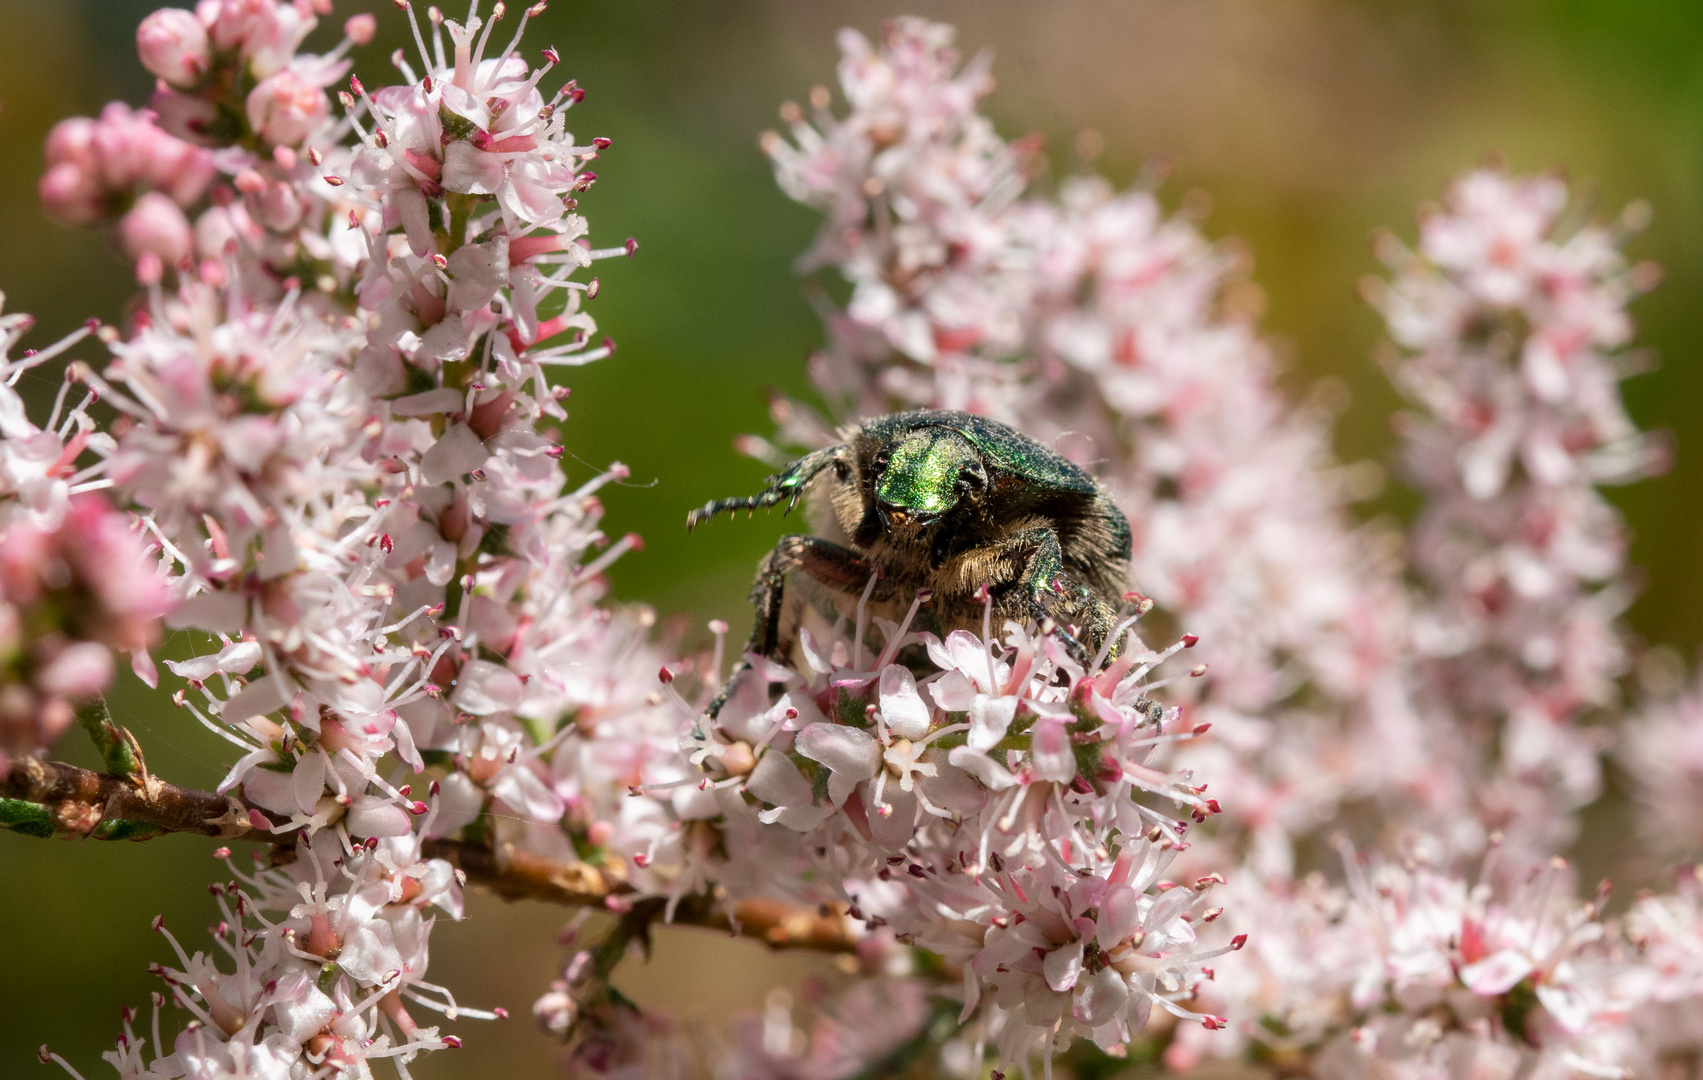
[958,461,987,492]
[871,450,892,475]
[833,458,852,481]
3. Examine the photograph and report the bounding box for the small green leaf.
[0,798,54,838]
[90,818,165,842]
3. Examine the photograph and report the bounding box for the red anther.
[1192,723,1212,735]
[916,587,934,602]
[1181,634,1199,647]
[907,864,926,879]
[592,136,612,149]
[1231,934,1248,950]
[633,853,650,868]
[494,1007,510,1019]
[151,915,166,932]
[1202,907,1224,922]
[350,75,365,96]
[1195,872,1226,889]
[444,1036,463,1048]
[586,277,600,298]
[324,175,345,186]
[658,666,674,684]
[541,45,560,65]
[1070,775,1094,795]
[1121,591,1146,603]
[211,847,231,859]
[1202,1015,1227,1030]
[379,534,394,554]
[429,780,441,795]
[1206,799,1222,814]
[570,87,585,102]
[623,532,643,551]
[409,801,429,815]
[1190,664,1208,677]
[624,237,638,257]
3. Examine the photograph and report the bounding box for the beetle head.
[870,427,989,540]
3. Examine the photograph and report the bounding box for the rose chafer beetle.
[688,409,1133,682]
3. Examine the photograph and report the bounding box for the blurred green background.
[2,0,1702,1076]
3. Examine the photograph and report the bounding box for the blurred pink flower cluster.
[758,15,1703,1080]
[10,6,1703,1080]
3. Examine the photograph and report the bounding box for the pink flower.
[136,8,210,89]
[119,191,193,268]
[245,66,329,148]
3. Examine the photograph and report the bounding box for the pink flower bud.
[147,135,217,206]
[204,0,269,51]
[245,67,328,147]
[344,13,376,44]
[44,117,97,169]
[36,641,115,701]
[120,192,194,267]
[38,162,103,224]
[137,8,211,89]
[149,86,220,145]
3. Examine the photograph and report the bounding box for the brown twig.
[2,759,858,954]
[423,838,859,953]
[0,758,252,839]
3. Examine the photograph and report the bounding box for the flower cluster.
[29,2,672,1076]
[763,17,1037,421]
[44,835,476,1080]
[762,19,1418,881]
[1169,843,1684,1080]
[0,302,171,776]
[650,588,1234,1066]
[1619,682,1703,861]
[17,5,1703,1080]
[1372,170,1665,860]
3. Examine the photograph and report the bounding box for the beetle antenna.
[685,446,840,530]
[685,491,787,530]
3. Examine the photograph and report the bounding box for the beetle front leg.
[750,535,883,662]
[978,527,1102,663]
[707,536,881,720]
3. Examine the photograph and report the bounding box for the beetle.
[687,409,1133,678]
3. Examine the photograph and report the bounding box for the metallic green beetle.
[688,410,1133,675]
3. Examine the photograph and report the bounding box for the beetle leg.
[979,527,1109,665]
[706,536,881,720]
[750,534,882,659]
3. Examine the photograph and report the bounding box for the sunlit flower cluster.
[763,20,1420,882]
[1373,170,1665,860]
[0,302,171,776]
[654,587,1232,1066]
[12,5,1703,1080]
